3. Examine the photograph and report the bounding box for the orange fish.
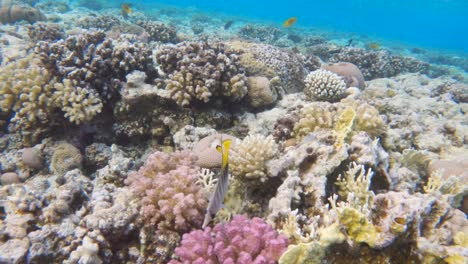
[121,3,132,16]
[283,17,297,27]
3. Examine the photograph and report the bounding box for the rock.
[246,76,278,108]
[0,238,30,264]
[22,148,43,169]
[1,172,20,185]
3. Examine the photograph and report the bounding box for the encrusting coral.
[125,151,208,233]
[156,41,248,106]
[169,215,289,264]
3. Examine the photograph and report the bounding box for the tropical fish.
[202,138,232,228]
[367,42,381,50]
[224,20,234,30]
[283,17,297,27]
[121,3,132,18]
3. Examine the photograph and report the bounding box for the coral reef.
[35,30,157,105]
[136,20,178,43]
[27,22,65,42]
[156,41,248,106]
[238,24,284,44]
[125,151,207,233]
[230,41,306,93]
[0,53,55,130]
[304,69,348,102]
[322,62,366,89]
[170,215,289,263]
[230,134,279,182]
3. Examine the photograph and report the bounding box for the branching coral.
[52,79,103,124]
[125,151,207,233]
[0,54,55,130]
[136,20,178,43]
[35,30,157,105]
[304,69,347,102]
[230,134,279,182]
[335,162,375,207]
[170,215,289,264]
[156,41,248,106]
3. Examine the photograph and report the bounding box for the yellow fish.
[367,42,381,50]
[121,3,132,17]
[283,17,297,27]
[202,138,232,228]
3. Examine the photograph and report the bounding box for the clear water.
[135,0,468,53]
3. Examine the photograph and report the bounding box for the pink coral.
[170,215,289,264]
[125,151,207,233]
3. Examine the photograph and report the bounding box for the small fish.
[224,20,234,30]
[283,17,297,28]
[121,3,132,18]
[202,138,232,228]
[367,42,381,50]
[346,38,354,47]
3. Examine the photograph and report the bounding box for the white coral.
[304,69,347,102]
[230,134,279,182]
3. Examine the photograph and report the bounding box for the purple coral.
[170,215,289,264]
[125,151,207,233]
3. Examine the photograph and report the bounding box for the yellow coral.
[52,79,103,124]
[353,103,384,137]
[293,102,335,140]
[0,54,54,129]
[335,162,374,208]
[334,106,356,147]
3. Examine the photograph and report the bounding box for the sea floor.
[0,1,467,264]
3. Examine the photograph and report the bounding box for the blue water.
[136,0,468,53]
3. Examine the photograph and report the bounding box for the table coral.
[170,215,288,264]
[156,41,248,106]
[125,151,207,233]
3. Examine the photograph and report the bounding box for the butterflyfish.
[283,17,297,27]
[121,3,132,17]
[202,138,232,228]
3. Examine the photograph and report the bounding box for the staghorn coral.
[125,151,207,233]
[230,134,279,182]
[156,41,248,106]
[304,69,348,102]
[170,215,288,264]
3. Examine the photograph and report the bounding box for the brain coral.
[322,62,366,89]
[304,69,348,102]
[192,133,239,168]
[156,41,248,106]
[170,215,288,264]
[230,134,279,182]
[125,151,207,233]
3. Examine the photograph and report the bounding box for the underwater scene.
[0,0,467,263]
